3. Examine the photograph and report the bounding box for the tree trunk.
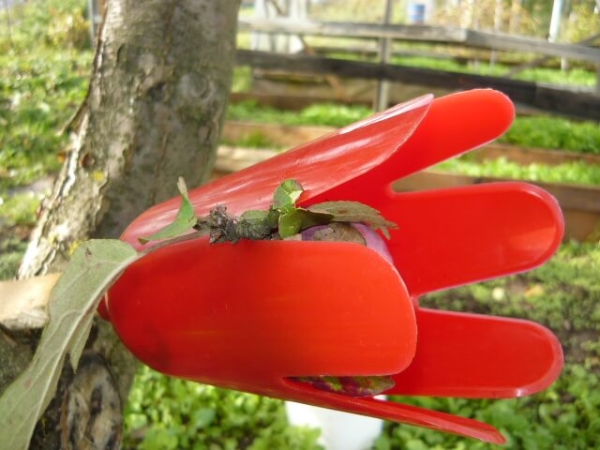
[1,0,240,448]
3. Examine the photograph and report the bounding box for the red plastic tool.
[105,90,564,444]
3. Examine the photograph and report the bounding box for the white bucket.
[285,400,385,450]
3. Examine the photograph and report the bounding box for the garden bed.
[222,119,600,162]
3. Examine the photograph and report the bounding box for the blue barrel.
[408,2,426,24]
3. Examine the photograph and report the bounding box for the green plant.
[299,103,372,128]
[0,48,91,191]
[0,0,90,52]
[227,101,600,156]
[0,237,28,280]
[232,67,253,93]
[0,193,40,227]
[437,157,600,186]
[124,367,322,450]
[0,192,46,280]
[500,117,600,154]
[46,5,91,50]
[226,101,372,128]
[221,131,281,149]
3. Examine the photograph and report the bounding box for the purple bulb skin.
[349,223,394,265]
[299,222,393,264]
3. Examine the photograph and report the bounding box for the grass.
[227,101,373,128]
[226,100,600,159]
[436,157,600,186]
[0,48,92,190]
[502,116,600,154]
[123,368,322,450]
[0,236,28,280]
[0,46,91,279]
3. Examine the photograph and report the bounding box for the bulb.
[299,222,393,264]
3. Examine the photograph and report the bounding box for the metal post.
[548,0,564,42]
[549,0,567,69]
[374,0,393,112]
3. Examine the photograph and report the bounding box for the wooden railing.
[238,18,600,65]
[235,50,600,120]
[235,18,600,120]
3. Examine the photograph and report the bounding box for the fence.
[237,17,600,120]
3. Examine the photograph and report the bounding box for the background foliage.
[0,0,90,52]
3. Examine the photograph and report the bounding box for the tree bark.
[1,0,240,448]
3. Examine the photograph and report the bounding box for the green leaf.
[295,208,334,231]
[308,201,397,238]
[273,179,304,210]
[240,209,271,222]
[0,240,139,450]
[237,209,280,240]
[277,209,332,238]
[278,210,304,238]
[139,178,198,244]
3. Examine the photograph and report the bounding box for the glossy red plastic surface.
[120,94,433,245]
[389,308,564,398]
[106,90,565,444]
[108,240,417,382]
[382,182,563,296]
